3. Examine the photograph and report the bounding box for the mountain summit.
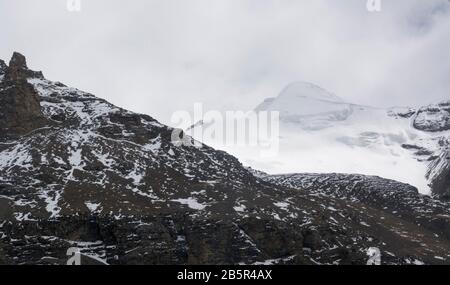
[276,81,344,103]
[4,52,44,81]
[249,82,450,197]
[1,54,450,265]
[256,81,353,129]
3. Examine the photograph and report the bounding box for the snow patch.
[171,197,207,210]
[85,201,101,213]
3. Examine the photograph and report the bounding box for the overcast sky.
[1,0,449,124]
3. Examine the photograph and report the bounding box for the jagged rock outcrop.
[413,101,450,132]
[4,52,44,81]
[1,53,450,265]
[0,53,48,138]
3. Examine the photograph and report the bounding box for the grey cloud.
[0,0,449,124]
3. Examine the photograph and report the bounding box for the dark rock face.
[413,101,450,132]
[428,151,450,200]
[0,53,47,138]
[1,53,450,265]
[0,81,48,137]
[0,59,7,76]
[4,52,44,81]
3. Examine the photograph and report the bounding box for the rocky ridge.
[0,53,450,265]
[0,53,48,138]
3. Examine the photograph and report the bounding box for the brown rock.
[4,52,44,81]
[0,53,48,138]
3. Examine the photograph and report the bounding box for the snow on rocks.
[171,197,207,211]
[413,101,450,132]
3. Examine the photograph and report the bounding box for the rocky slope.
[1,53,450,265]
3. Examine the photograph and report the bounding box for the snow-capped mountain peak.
[186,81,449,196]
[255,81,353,130]
[256,81,346,112]
[245,82,449,196]
[278,81,344,103]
